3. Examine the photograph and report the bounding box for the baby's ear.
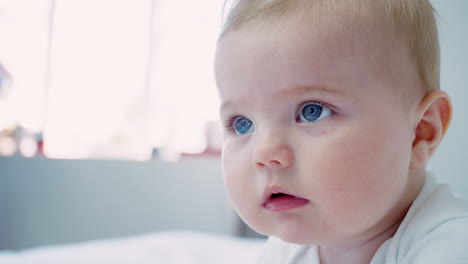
[410,90,452,169]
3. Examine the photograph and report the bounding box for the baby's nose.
[252,133,294,169]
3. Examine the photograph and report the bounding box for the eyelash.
[295,99,335,121]
[223,115,242,134]
[223,99,335,134]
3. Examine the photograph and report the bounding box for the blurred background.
[0,0,466,251]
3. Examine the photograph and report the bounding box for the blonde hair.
[220,0,440,91]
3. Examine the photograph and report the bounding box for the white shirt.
[257,172,468,264]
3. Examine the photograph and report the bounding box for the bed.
[0,231,265,264]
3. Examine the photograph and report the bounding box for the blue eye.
[234,117,254,135]
[298,103,332,122]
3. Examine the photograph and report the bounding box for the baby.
[214,0,468,263]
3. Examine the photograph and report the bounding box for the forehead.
[215,19,418,110]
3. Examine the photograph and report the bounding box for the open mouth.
[265,192,302,203]
[263,188,309,212]
[270,193,288,199]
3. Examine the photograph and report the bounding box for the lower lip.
[263,196,310,212]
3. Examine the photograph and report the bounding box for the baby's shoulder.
[387,176,468,263]
[400,217,468,264]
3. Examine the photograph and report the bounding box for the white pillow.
[0,231,265,264]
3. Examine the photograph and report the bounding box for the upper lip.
[262,185,305,204]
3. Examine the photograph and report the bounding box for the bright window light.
[0,0,223,161]
[45,0,153,160]
[149,0,222,156]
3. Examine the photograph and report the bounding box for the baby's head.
[215,0,451,248]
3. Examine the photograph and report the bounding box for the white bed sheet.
[0,231,265,264]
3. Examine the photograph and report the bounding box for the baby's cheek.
[222,162,243,201]
[321,131,409,221]
[222,150,255,211]
[309,134,389,208]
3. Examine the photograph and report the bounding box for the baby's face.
[215,20,421,245]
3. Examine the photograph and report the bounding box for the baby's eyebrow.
[219,85,345,115]
[219,100,238,116]
[277,85,343,97]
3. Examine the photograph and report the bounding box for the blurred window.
[0,0,223,161]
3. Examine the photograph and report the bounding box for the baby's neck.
[319,169,425,264]
[318,217,402,264]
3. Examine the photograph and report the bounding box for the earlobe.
[410,90,452,169]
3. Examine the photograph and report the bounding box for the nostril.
[253,144,293,168]
[255,160,282,168]
[270,160,281,166]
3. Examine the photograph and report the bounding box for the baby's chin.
[253,224,322,245]
[276,232,320,245]
[240,212,325,244]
